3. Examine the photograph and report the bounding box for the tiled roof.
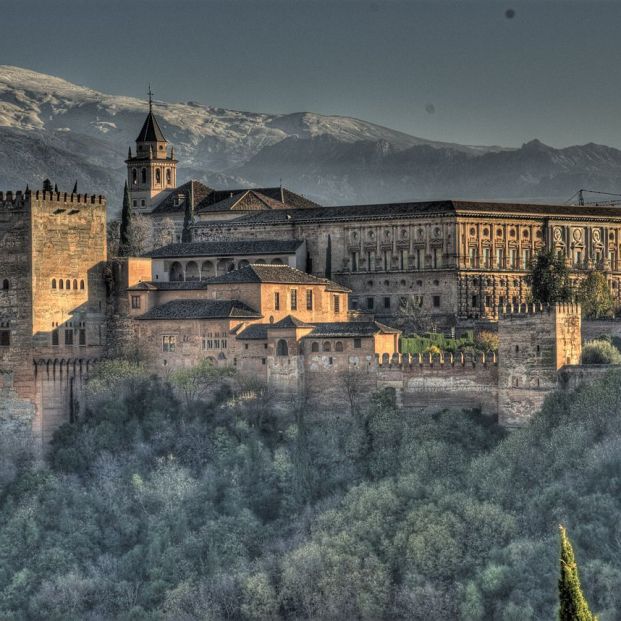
[269,315,314,329]
[151,180,214,214]
[127,281,211,291]
[147,239,304,258]
[136,111,166,143]
[136,299,261,320]
[203,264,350,292]
[193,200,621,227]
[236,324,270,340]
[196,187,320,212]
[304,321,400,338]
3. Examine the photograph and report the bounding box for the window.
[0,330,9,347]
[367,297,374,310]
[132,168,137,184]
[471,295,478,308]
[274,292,280,310]
[522,249,531,269]
[354,338,362,349]
[306,290,313,310]
[51,279,56,289]
[334,295,340,313]
[383,296,391,309]
[52,329,59,346]
[66,280,70,290]
[155,168,161,184]
[166,169,171,184]
[351,252,358,272]
[290,289,297,310]
[79,328,86,346]
[141,168,147,184]
[65,329,74,346]
[335,341,344,352]
[80,280,85,290]
[351,296,359,310]
[482,247,491,268]
[311,342,319,352]
[276,339,289,356]
[323,341,331,352]
[433,247,442,268]
[433,295,441,308]
[59,279,64,290]
[133,200,137,207]
[141,199,146,207]
[73,279,78,290]
[131,295,141,309]
[496,248,504,269]
[162,335,176,352]
[469,247,477,268]
[509,248,518,269]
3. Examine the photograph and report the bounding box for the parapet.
[0,189,107,208]
[375,351,497,369]
[497,302,581,319]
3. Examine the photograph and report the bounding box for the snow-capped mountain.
[1,65,620,212]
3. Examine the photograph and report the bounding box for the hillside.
[1,65,621,210]
[0,363,619,619]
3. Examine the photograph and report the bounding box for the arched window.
[73,279,78,290]
[59,279,64,290]
[66,279,71,290]
[335,341,344,352]
[141,168,147,184]
[2,279,9,291]
[201,261,215,279]
[323,342,331,352]
[155,168,161,184]
[132,168,137,184]
[166,169,171,184]
[169,262,184,282]
[270,258,284,265]
[80,280,85,290]
[276,339,289,356]
[51,279,57,289]
[185,261,199,281]
[311,342,319,353]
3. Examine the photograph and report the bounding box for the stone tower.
[125,89,177,213]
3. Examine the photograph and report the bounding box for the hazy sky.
[1,0,620,148]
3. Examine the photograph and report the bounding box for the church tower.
[125,89,177,213]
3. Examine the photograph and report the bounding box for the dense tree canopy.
[0,364,619,619]
[577,271,615,319]
[526,250,572,305]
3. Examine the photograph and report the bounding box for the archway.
[276,339,289,356]
[185,261,199,281]
[201,261,215,279]
[169,261,184,281]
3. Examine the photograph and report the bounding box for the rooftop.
[203,264,350,292]
[136,110,166,143]
[305,321,400,338]
[192,199,621,227]
[136,299,261,320]
[147,239,304,259]
[127,281,211,291]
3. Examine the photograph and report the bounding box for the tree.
[396,295,433,334]
[169,359,235,406]
[119,181,132,257]
[558,525,597,621]
[526,250,572,305]
[182,186,194,243]
[576,271,614,319]
[42,178,53,192]
[581,339,621,365]
[153,216,176,249]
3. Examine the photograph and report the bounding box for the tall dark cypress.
[182,183,194,243]
[325,235,332,280]
[558,525,597,621]
[42,178,53,193]
[119,181,131,257]
[72,180,78,194]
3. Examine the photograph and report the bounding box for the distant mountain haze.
[1,65,620,213]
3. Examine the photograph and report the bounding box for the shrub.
[581,339,621,364]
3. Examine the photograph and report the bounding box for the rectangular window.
[433,247,441,268]
[79,328,86,346]
[522,249,531,269]
[400,250,407,270]
[65,329,74,346]
[496,248,504,269]
[274,292,280,310]
[334,295,340,313]
[485,295,492,308]
[351,252,358,272]
[483,247,491,268]
[469,247,477,268]
[162,335,176,352]
[509,248,518,269]
[417,248,425,269]
[383,296,391,309]
[0,330,9,347]
[131,295,141,309]
[351,296,359,310]
[52,329,59,346]
[290,289,297,310]
[433,295,441,308]
[367,297,374,310]
[471,295,478,308]
[354,338,362,349]
[306,290,313,310]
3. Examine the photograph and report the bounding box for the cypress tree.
[325,234,332,280]
[42,178,53,193]
[182,183,194,243]
[72,180,78,194]
[526,249,572,305]
[558,525,597,621]
[119,181,132,257]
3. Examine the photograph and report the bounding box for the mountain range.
[1,65,620,213]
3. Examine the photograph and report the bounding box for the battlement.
[497,302,581,319]
[0,190,106,208]
[375,351,497,369]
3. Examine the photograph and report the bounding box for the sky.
[1,0,620,149]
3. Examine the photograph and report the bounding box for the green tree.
[526,250,572,305]
[119,181,132,257]
[581,339,621,364]
[169,359,234,406]
[577,271,614,318]
[558,525,597,621]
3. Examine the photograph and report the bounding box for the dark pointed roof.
[136,111,166,143]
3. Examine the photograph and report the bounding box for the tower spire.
[148,84,153,113]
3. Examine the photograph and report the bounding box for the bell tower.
[125,87,177,213]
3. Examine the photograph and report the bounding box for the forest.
[0,361,618,620]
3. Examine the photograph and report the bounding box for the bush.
[581,340,621,364]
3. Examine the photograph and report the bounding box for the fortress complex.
[0,105,614,447]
